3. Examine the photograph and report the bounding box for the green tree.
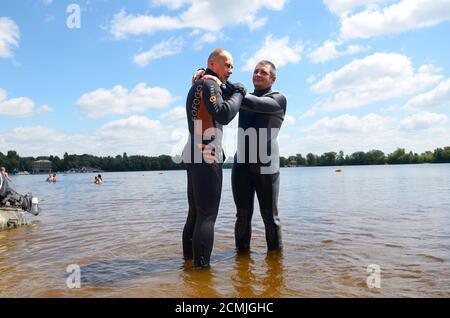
[349,151,367,165]
[366,150,385,165]
[420,151,434,163]
[319,152,337,166]
[434,147,450,163]
[295,154,306,166]
[336,151,345,166]
[306,153,317,166]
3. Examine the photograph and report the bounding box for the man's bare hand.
[198,144,219,164]
[192,69,206,85]
[203,75,222,86]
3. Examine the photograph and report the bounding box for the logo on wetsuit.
[191,84,203,120]
[208,83,219,112]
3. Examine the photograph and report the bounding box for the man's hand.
[192,69,206,85]
[203,75,222,86]
[233,83,247,97]
[199,144,219,164]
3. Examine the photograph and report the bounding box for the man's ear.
[271,76,277,84]
[208,59,215,70]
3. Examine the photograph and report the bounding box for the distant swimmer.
[95,174,103,184]
[46,173,56,183]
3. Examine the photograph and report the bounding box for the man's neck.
[253,86,272,96]
[205,68,219,78]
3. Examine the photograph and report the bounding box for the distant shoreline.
[2,147,449,174]
[11,162,450,175]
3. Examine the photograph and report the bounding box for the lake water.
[1,165,449,297]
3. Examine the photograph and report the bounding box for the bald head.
[207,48,234,82]
[208,48,229,63]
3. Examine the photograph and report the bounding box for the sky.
[1,0,450,158]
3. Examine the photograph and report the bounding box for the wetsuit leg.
[182,167,196,260]
[184,163,222,268]
[232,164,256,251]
[254,172,282,251]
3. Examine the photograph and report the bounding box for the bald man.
[182,48,246,268]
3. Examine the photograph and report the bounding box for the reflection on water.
[232,250,285,298]
[0,165,449,297]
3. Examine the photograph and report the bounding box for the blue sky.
[1,0,450,158]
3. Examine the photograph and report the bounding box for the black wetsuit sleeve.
[241,93,287,115]
[203,79,244,125]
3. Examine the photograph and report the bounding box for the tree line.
[280,147,450,167]
[1,147,450,173]
[0,151,184,173]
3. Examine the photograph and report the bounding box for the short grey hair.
[256,60,277,77]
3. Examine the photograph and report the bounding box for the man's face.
[253,64,275,90]
[210,53,234,82]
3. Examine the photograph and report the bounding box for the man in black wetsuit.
[232,60,287,253]
[182,48,246,268]
[194,60,287,253]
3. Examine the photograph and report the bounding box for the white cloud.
[0,17,20,58]
[98,115,166,138]
[323,0,386,15]
[400,112,448,130]
[307,53,443,114]
[11,126,64,143]
[191,31,227,50]
[304,113,391,134]
[0,88,35,117]
[243,35,302,71]
[75,83,178,119]
[340,0,450,40]
[109,10,180,39]
[93,115,188,157]
[151,0,191,10]
[404,78,450,110]
[37,104,54,115]
[308,39,370,63]
[133,37,184,67]
[307,75,317,84]
[160,106,186,122]
[284,114,296,126]
[110,0,286,38]
[283,112,402,155]
[4,126,66,156]
[281,111,450,156]
[1,116,188,157]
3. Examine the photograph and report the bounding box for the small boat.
[1,173,41,231]
[0,207,28,231]
[335,169,343,173]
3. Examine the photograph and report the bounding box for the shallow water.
[1,165,449,297]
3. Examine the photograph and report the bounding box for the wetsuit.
[232,87,287,251]
[182,68,245,268]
